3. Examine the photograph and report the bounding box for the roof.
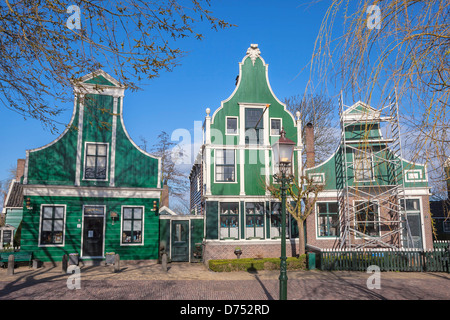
[5,181,23,208]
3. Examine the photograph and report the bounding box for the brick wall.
[203,240,300,265]
[306,194,434,250]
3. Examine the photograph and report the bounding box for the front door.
[171,220,189,262]
[82,206,105,257]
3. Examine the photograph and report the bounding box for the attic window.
[353,148,374,182]
[245,108,264,145]
[84,143,108,180]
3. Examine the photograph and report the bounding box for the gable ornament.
[246,44,261,66]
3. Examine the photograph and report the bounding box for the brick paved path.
[1,262,449,300]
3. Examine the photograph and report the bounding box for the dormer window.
[84,142,108,180]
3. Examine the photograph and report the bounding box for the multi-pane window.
[40,206,65,245]
[245,202,265,239]
[122,207,143,244]
[215,149,235,182]
[317,202,339,237]
[220,202,239,239]
[245,108,264,145]
[353,148,374,181]
[226,117,238,135]
[355,201,379,237]
[270,202,289,238]
[85,143,108,180]
[400,199,423,248]
[270,119,281,136]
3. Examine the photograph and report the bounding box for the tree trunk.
[298,218,306,256]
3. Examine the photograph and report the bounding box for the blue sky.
[0,0,343,184]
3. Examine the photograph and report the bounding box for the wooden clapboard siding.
[21,70,162,262]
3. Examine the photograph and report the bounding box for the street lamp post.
[271,128,295,301]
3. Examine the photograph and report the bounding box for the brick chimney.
[161,184,169,208]
[16,159,26,182]
[305,122,315,168]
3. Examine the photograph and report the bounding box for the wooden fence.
[320,248,449,272]
[433,240,450,249]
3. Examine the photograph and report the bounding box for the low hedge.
[209,255,307,272]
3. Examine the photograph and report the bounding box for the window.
[122,207,143,244]
[443,221,450,233]
[245,108,264,145]
[245,202,265,239]
[220,202,239,239]
[85,143,108,180]
[355,201,379,237]
[270,202,289,238]
[40,205,65,245]
[354,148,373,181]
[317,202,339,237]
[215,149,235,182]
[270,119,281,136]
[400,199,423,248]
[226,117,238,135]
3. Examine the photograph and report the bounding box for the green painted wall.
[20,196,159,262]
[208,55,298,197]
[22,71,162,263]
[205,201,218,240]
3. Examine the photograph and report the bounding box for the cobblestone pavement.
[1,261,449,300]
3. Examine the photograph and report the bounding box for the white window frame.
[214,148,237,183]
[83,142,109,181]
[120,205,145,246]
[315,201,340,239]
[270,118,282,136]
[38,204,67,247]
[218,201,240,240]
[225,116,239,136]
[308,173,325,185]
[405,169,427,183]
[244,201,265,240]
[353,148,375,182]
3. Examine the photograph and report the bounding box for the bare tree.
[284,93,339,164]
[0,0,233,132]
[267,175,323,256]
[309,0,449,198]
[146,131,189,199]
[0,164,17,216]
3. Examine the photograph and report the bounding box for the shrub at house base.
[208,255,307,272]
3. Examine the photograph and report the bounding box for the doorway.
[82,206,105,258]
[171,220,189,262]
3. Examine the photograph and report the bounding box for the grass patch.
[209,255,307,272]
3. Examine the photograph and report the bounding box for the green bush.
[209,255,307,272]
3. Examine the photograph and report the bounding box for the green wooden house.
[304,100,434,250]
[20,70,162,264]
[189,44,303,263]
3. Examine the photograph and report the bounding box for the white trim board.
[24,185,162,199]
